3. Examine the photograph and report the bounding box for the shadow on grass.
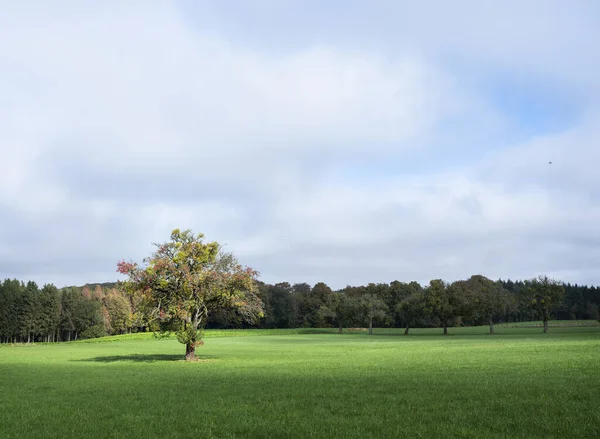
[74,354,218,363]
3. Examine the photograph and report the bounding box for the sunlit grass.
[1,323,599,438]
[59,319,600,343]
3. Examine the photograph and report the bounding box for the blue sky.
[1,0,600,288]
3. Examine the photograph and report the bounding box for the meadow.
[1,322,599,438]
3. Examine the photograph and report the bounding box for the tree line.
[252,275,598,335]
[1,273,598,343]
[0,280,140,343]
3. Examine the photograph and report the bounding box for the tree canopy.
[117,229,263,360]
[523,275,565,333]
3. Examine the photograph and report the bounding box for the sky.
[1,0,600,289]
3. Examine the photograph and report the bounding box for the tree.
[423,279,465,335]
[117,229,263,361]
[22,281,40,343]
[103,289,132,334]
[123,286,147,333]
[58,287,103,341]
[0,279,23,343]
[365,283,393,327]
[290,283,310,326]
[258,282,295,328]
[38,284,61,342]
[72,290,104,340]
[388,281,416,328]
[396,289,425,335]
[320,291,358,333]
[464,275,514,335]
[523,275,565,333]
[582,300,599,320]
[93,285,104,301]
[298,282,333,327]
[359,293,389,335]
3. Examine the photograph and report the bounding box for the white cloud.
[0,3,451,162]
[236,115,600,287]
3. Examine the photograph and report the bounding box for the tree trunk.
[443,321,448,335]
[543,318,549,333]
[368,318,373,335]
[404,322,410,335]
[489,316,495,335]
[338,321,342,333]
[185,343,196,361]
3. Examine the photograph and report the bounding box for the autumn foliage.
[117,229,263,360]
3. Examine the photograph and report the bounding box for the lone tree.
[523,275,565,333]
[117,229,263,361]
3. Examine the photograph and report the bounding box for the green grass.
[1,324,599,438]
[58,319,600,343]
[72,327,316,343]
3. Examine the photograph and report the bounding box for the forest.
[1,274,599,343]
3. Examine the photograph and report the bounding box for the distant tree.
[59,288,76,341]
[298,282,333,327]
[396,289,425,335]
[117,229,264,361]
[365,283,393,326]
[388,281,417,328]
[464,275,514,335]
[260,282,295,328]
[320,291,358,333]
[292,283,311,295]
[290,283,310,326]
[582,300,599,320]
[22,281,40,343]
[93,285,104,301]
[123,286,147,333]
[72,290,104,340]
[423,279,465,335]
[0,281,8,342]
[312,282,333,302]
[104,290,131,334]
[38,284,61,342]
[523,275,565,332]
[359,293,389,335]
[0,279,23,343]
[59,287,103,341]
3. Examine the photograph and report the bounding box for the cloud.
[0,1,599,289]
[229,109,600,287]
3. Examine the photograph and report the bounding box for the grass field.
[1,322,599,438]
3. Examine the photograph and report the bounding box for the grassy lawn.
[1,323,599,438]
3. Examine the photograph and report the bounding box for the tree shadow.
[74,354,218,363]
